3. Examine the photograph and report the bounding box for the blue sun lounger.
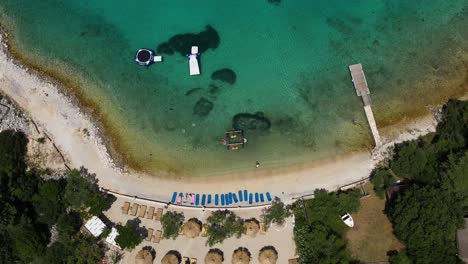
[208,194,212,204]
[201,194,206,206]
[233,193,238,203]
[196,194,200,205]
[171,192,178,203]
[249,193,253,205]
[228,193,232,205]
[221,194,225,206]
[215,194,219,205]
[260,193,265,202]
[238,190,243,202]
[266,192,272,202]
[229,193,233,204]
[255,193,259,203]
[244,190,248,201]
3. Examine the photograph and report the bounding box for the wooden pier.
[349,64,382,148]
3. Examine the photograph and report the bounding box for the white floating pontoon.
[188,46,200,75]
[153,55,162,62]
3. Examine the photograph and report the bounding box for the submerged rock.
[185,87,202,96]
[208,84,220,95]
[267,0,281,5]
[211,68,237,84]
[232,112,271,131]
[193,97,214,117]
[157,25,220,56]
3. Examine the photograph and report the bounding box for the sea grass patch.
[157,25,220,56]
[211,68,237,85]
[193,97,214,117]
[232,112,271,131]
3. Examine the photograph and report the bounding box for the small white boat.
[341,213,354,227]
[188,46,200,75]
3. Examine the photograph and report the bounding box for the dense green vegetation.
[160,211,185,239]
[0,130,113,263]
[264,196,292,225]
[293,189,361,263]
[115,222,143,250]
[205,210,245,246]
[373,100,468,263]
[389,186,463,263]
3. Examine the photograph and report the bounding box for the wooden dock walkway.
[349,63,382,148]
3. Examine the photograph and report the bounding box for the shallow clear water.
[0,0,467,176]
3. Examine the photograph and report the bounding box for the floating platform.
[221,130,247,150]
[134,48,162,66]
[188,46,200,75]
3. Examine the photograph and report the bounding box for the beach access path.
[0,36,439,206]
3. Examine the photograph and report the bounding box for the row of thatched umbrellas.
[136,246,278,264]
[182,218,261,239]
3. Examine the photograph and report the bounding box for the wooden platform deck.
[349,64,370,97]
[349,63,382,148]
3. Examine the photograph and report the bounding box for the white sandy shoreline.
[0,33,449,204]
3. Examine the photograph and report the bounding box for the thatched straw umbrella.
[161,251,180,264]
[243,218,259,237]
[205,248,224,264]
[232,247,251,264]
[135,249,154,264]
[258,246,278,264]
[183,218,202,238]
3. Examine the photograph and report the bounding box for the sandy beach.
[0,33,447,204]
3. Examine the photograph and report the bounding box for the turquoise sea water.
[0,1,467,176]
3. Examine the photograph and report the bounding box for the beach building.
[106,227,121,250]
[457,218,468,262]
[84,216,106,237]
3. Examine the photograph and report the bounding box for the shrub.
[160,211,184,239]
[263,197,291,225]
[206,210,244,246]
[115,223,143,250]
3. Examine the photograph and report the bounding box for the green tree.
[160,211,184,239]
[388,251,413,264]
[294,224,349,264]
[371,168,397,198]
[33,179,66,225]
[115,223,143,250]
[64,169,111,215]
[43,236,105,264]
[445,151,468,211]
[8,221,46,263]
[264,197,291,225]
[206,210,244,246]
[389,185,463,263]
[56,211,82,240]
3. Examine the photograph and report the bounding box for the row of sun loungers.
[171,190,273,206]
[145,228,162,243]
[121,202,163,221]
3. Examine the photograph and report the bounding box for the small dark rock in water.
[211,68,237,84]
[267,0,281,5]
[209,84,220,95]
[157,25,220,56]
[185,87,202,96]
[193,97,214,117]
[232,112,271,131]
